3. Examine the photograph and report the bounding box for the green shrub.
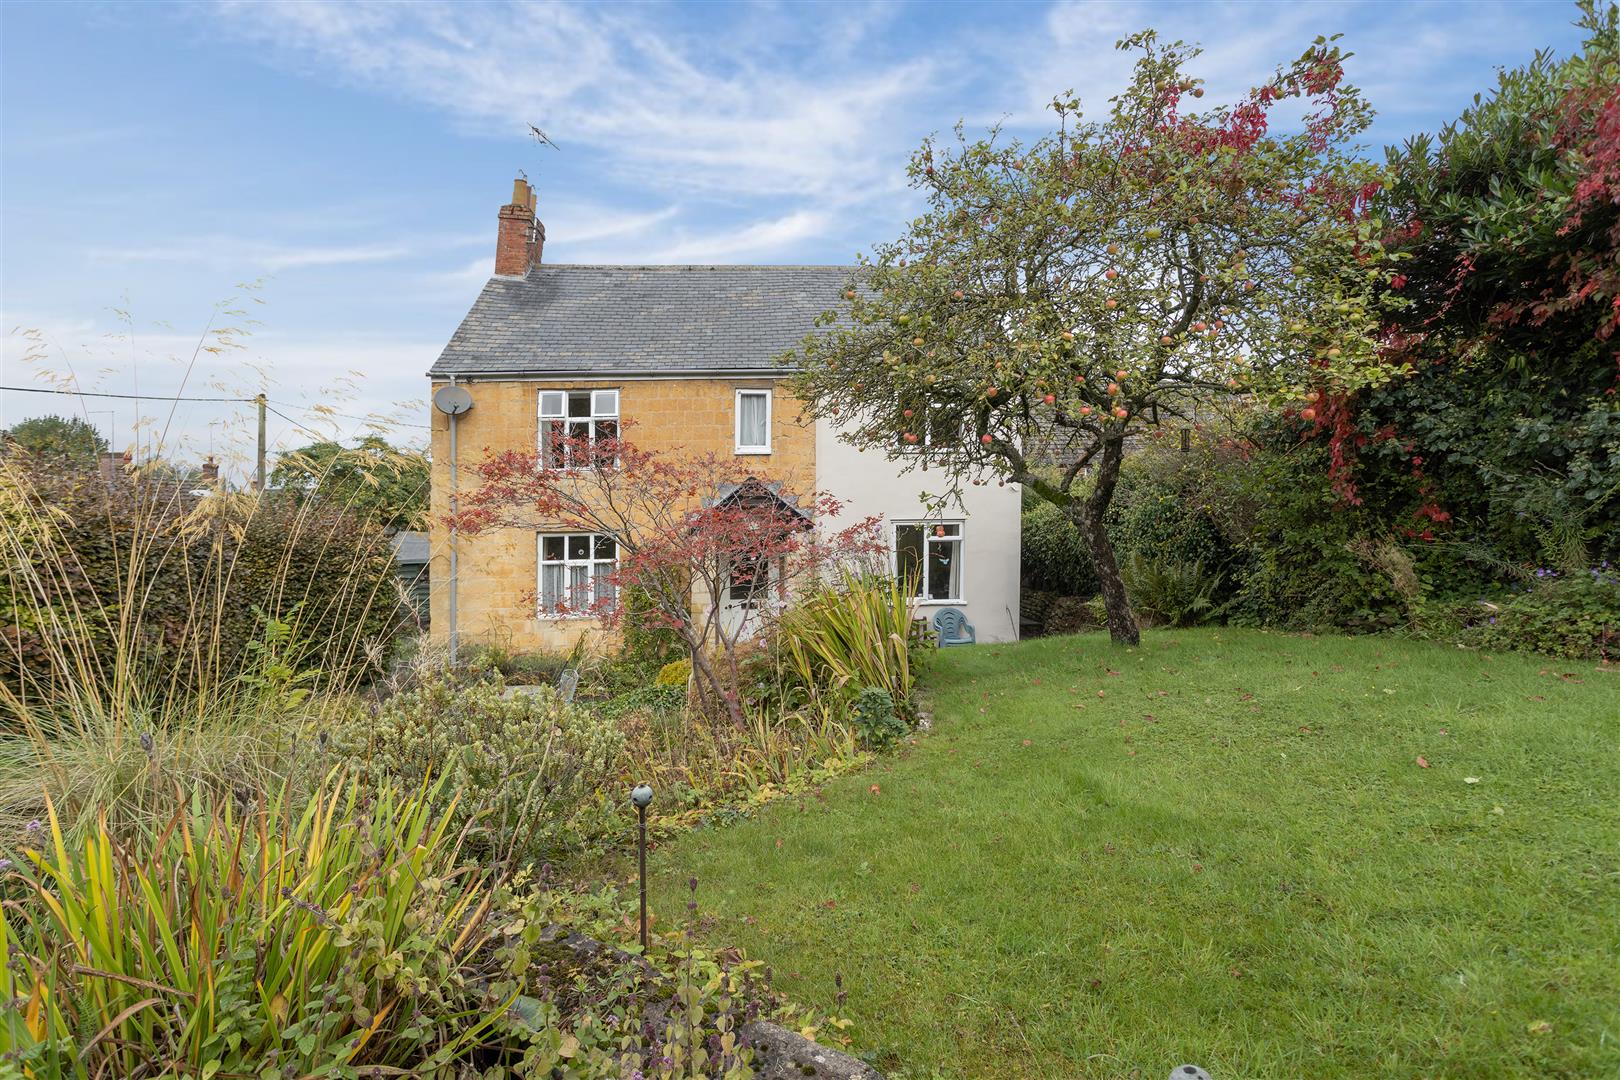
[1107,457,1234,572]
[1468,569,1620,660]
[620,584,686,667]
[335,670,624,863]
[850,686,908,750]
[656,656,694,687]
[1121,552,1223,627]
[1021,500,1097,596]
[1191,439,1408,631]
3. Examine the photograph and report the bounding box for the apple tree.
[790,31,1406,644]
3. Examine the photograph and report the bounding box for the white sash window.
[538,533,617,616]
[735,389,771,454]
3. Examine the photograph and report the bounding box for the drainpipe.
[448,375,460,667]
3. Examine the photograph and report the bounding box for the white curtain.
[739,393,768,448]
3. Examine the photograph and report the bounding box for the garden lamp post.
[632,784,654,952]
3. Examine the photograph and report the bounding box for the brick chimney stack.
[200,456,219,484]
[494,177,544,276]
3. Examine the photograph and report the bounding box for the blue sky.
[0,0,1586,473]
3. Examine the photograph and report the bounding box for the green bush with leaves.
[1107,455,1235,574]
[1,459,405,708]
[1021,499,1097,597]
[1468,569,1620,660]
[849,686,908,751]
[335,670,624,863]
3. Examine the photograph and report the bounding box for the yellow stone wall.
[427,377,814,654]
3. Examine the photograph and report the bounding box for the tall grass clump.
[776,570,926,719]
[0,442,411,840]
[2,773,508,1076]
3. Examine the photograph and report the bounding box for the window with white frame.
[735,389,771,454]
[894,521,963,602]
[540,389,619,467]
[538,533,617,615]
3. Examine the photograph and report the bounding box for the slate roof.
[389,529,431,565]
[429,264,858,378]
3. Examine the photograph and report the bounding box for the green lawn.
[650,629,1619,1079]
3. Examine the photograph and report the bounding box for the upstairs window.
[538,532,617,615]
[735,389,772,454]
[895,521,963,602]
[896,395,964,453]
[540,389,618,467]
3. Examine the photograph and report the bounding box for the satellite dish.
[433,385,474,416]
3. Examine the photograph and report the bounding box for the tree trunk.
[687,637,744,728]
[1070,436,1140,647]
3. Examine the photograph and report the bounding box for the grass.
[650,629,1620,1079]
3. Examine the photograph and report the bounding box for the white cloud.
[637,210,834,264]
[91,240,414,273]
[212,0,939,201]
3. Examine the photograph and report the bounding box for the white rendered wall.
[815,419,1022,643]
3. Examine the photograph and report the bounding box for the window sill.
[913,598,965,606]
[734,447,772,456]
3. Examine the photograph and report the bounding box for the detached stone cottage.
[426,179,1021,651]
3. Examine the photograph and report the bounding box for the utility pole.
[255,394,267,492]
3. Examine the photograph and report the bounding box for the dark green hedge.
[3,464,405,705]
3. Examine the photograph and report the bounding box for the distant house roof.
[390,529,431,565]
[428,264,857,379]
